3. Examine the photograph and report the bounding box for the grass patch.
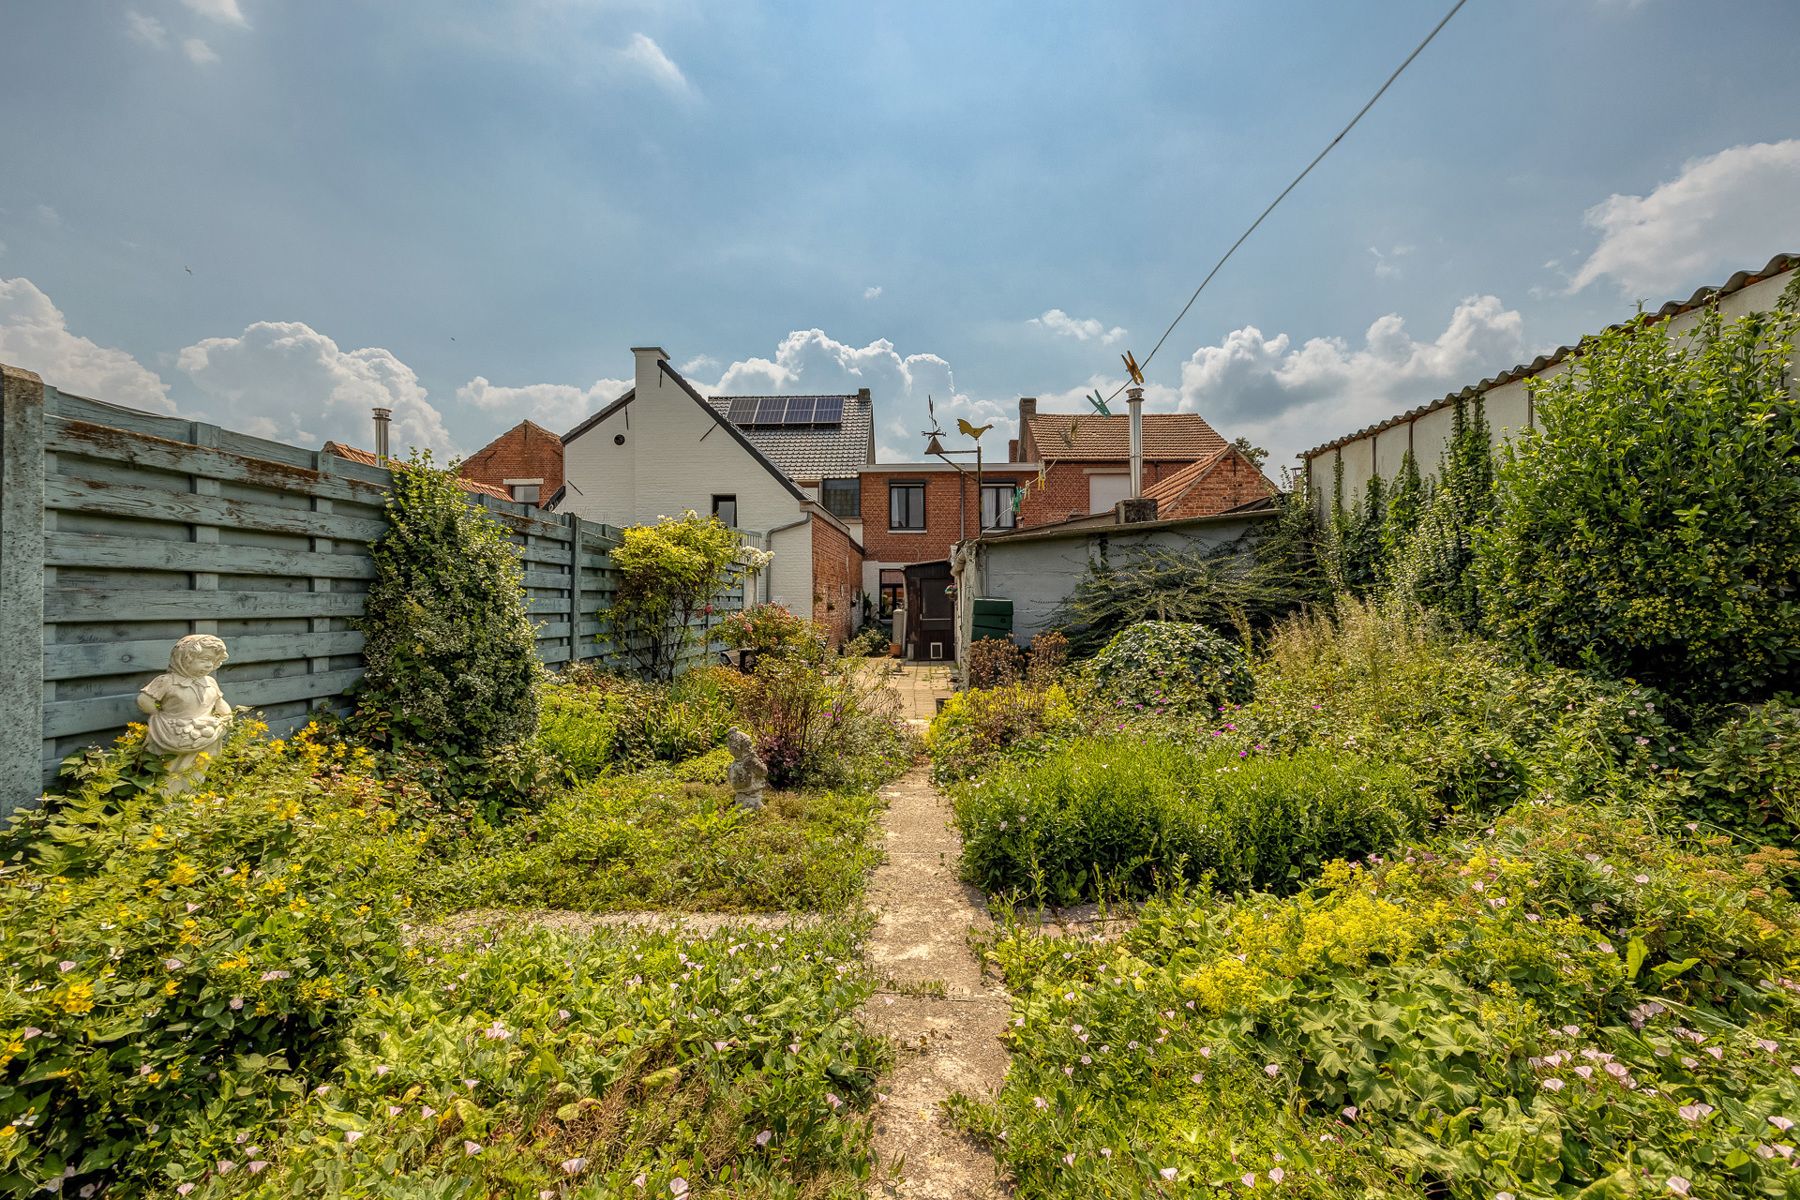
[439,776,884,914]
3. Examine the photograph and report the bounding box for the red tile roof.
[1025,411,1225,461]
[322,441,514,501]
[1142,446,1230,505]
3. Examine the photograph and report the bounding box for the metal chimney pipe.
[372,407,392,466]
[1126,386,1144,498]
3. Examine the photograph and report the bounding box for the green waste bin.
[970,597,1014,644]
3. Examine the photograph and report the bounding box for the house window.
[981,483,1017,530]
[1088,473,1132,514]
[888,482,925,531]
[822,478,860,519]
[878,569,905,620]
[712,494,738,527]
[509,483,540,505]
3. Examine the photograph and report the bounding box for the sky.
[1,0,1796,473]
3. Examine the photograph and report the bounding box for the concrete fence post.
[0,365,47,815]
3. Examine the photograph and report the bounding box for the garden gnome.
[725,727,768,811]
[136,634,233,794]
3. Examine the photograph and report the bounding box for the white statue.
[137,635,233,793]
[725,727,768,811]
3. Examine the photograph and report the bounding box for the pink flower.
[1679,1104,1713,1121]
[826,1093,843,1110]
[1241,1172,1256,1186]
[1342,1106,1359,1120]
[1666,1177,1690,1196]
[247,1162,269,1175]
[345,1130,363,1144]
[755,1130,773,1147]
[1542,1078,1565,1092]
[463,1141,481,1156]
[671,1179,690,1197]
[1160,1168,1178,1181]
[1771,1116,1795,1132]
[561,1158,587,1174]
[177,1187,194,1197]
[1033,1096,1048,1110]
[1264,1063,1280,1077]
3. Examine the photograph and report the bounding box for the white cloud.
[1369,244,1414,280]
[618,33,692,97]
[1569,139,1800,296]
[178,322,457,457]
[863,285,883,300]
[125,11,169,48]
[181,0,248,28]
[182,38,220,65]
[678,354,718,376]
[1030,308,1126,345]
[457,375,631,436]
[1174,295,1526,467]
[0,276,175,413]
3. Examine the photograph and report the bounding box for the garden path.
[861,764,1012,1199]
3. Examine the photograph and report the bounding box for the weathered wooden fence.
[0,364,740,814]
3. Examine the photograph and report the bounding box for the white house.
[550,347,870,643]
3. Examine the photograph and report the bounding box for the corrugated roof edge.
[1297,251,1799,463]
[977,503,1278,545]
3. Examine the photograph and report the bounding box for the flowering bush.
[1084,621,1255,715]
[970,801,1800,1200]
[1685,699,1800,836]
[719,603,830,666]
[0,720,423,1195]
[952,736,1425,904]
[748,658,913,791]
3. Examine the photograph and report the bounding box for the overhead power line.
[1103,0,1472,404]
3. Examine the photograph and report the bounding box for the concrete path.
[861,765,1011,1199]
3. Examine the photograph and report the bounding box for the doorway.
[902,560,955,662]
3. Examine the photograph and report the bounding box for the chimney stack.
[1126,386,1144,498]
[372,407,392,466]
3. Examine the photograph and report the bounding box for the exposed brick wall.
[857,469,1038,563]
[1154,449,1278,519]
[809,517,863,646]
[1014,460,1193,527]
[458,421,564,504]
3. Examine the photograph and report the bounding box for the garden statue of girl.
[726,727,768,811]
[137,634,233,793]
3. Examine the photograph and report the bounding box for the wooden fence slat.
[46,588,367,622]
[44,531,377,579]
[45,476,389,542]
[48,419,391,508]
[44,631,365,680]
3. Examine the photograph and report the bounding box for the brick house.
[551,347,869,644]
[321,441,513,500]
[1009,397,1274,524]
[856,460,1040,654]
[457,419,564,507]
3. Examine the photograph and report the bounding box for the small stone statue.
[137,634,233,794]
[725,727,768,811]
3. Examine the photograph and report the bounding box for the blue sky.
[2,0,1796,469]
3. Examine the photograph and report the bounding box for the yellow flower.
[56,980,96,1015]
[168,860,199,887]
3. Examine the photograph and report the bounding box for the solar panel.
[718,395,849,427]
[786,397,818,424]
[725,397,758,424]
[814,397,843,425]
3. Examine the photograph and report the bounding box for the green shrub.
[446,776,882,912]
[1685,699,1800,836]
[1235,598,1679,811]
[925,683,1085,784]
[966,637,1025,689]
[952,737,1425,904]
[1084,621,1255,715]
[1478,280,1800,706]
[535,666,750,779]
[353,453,539,758]
[974,801,1800,1200]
